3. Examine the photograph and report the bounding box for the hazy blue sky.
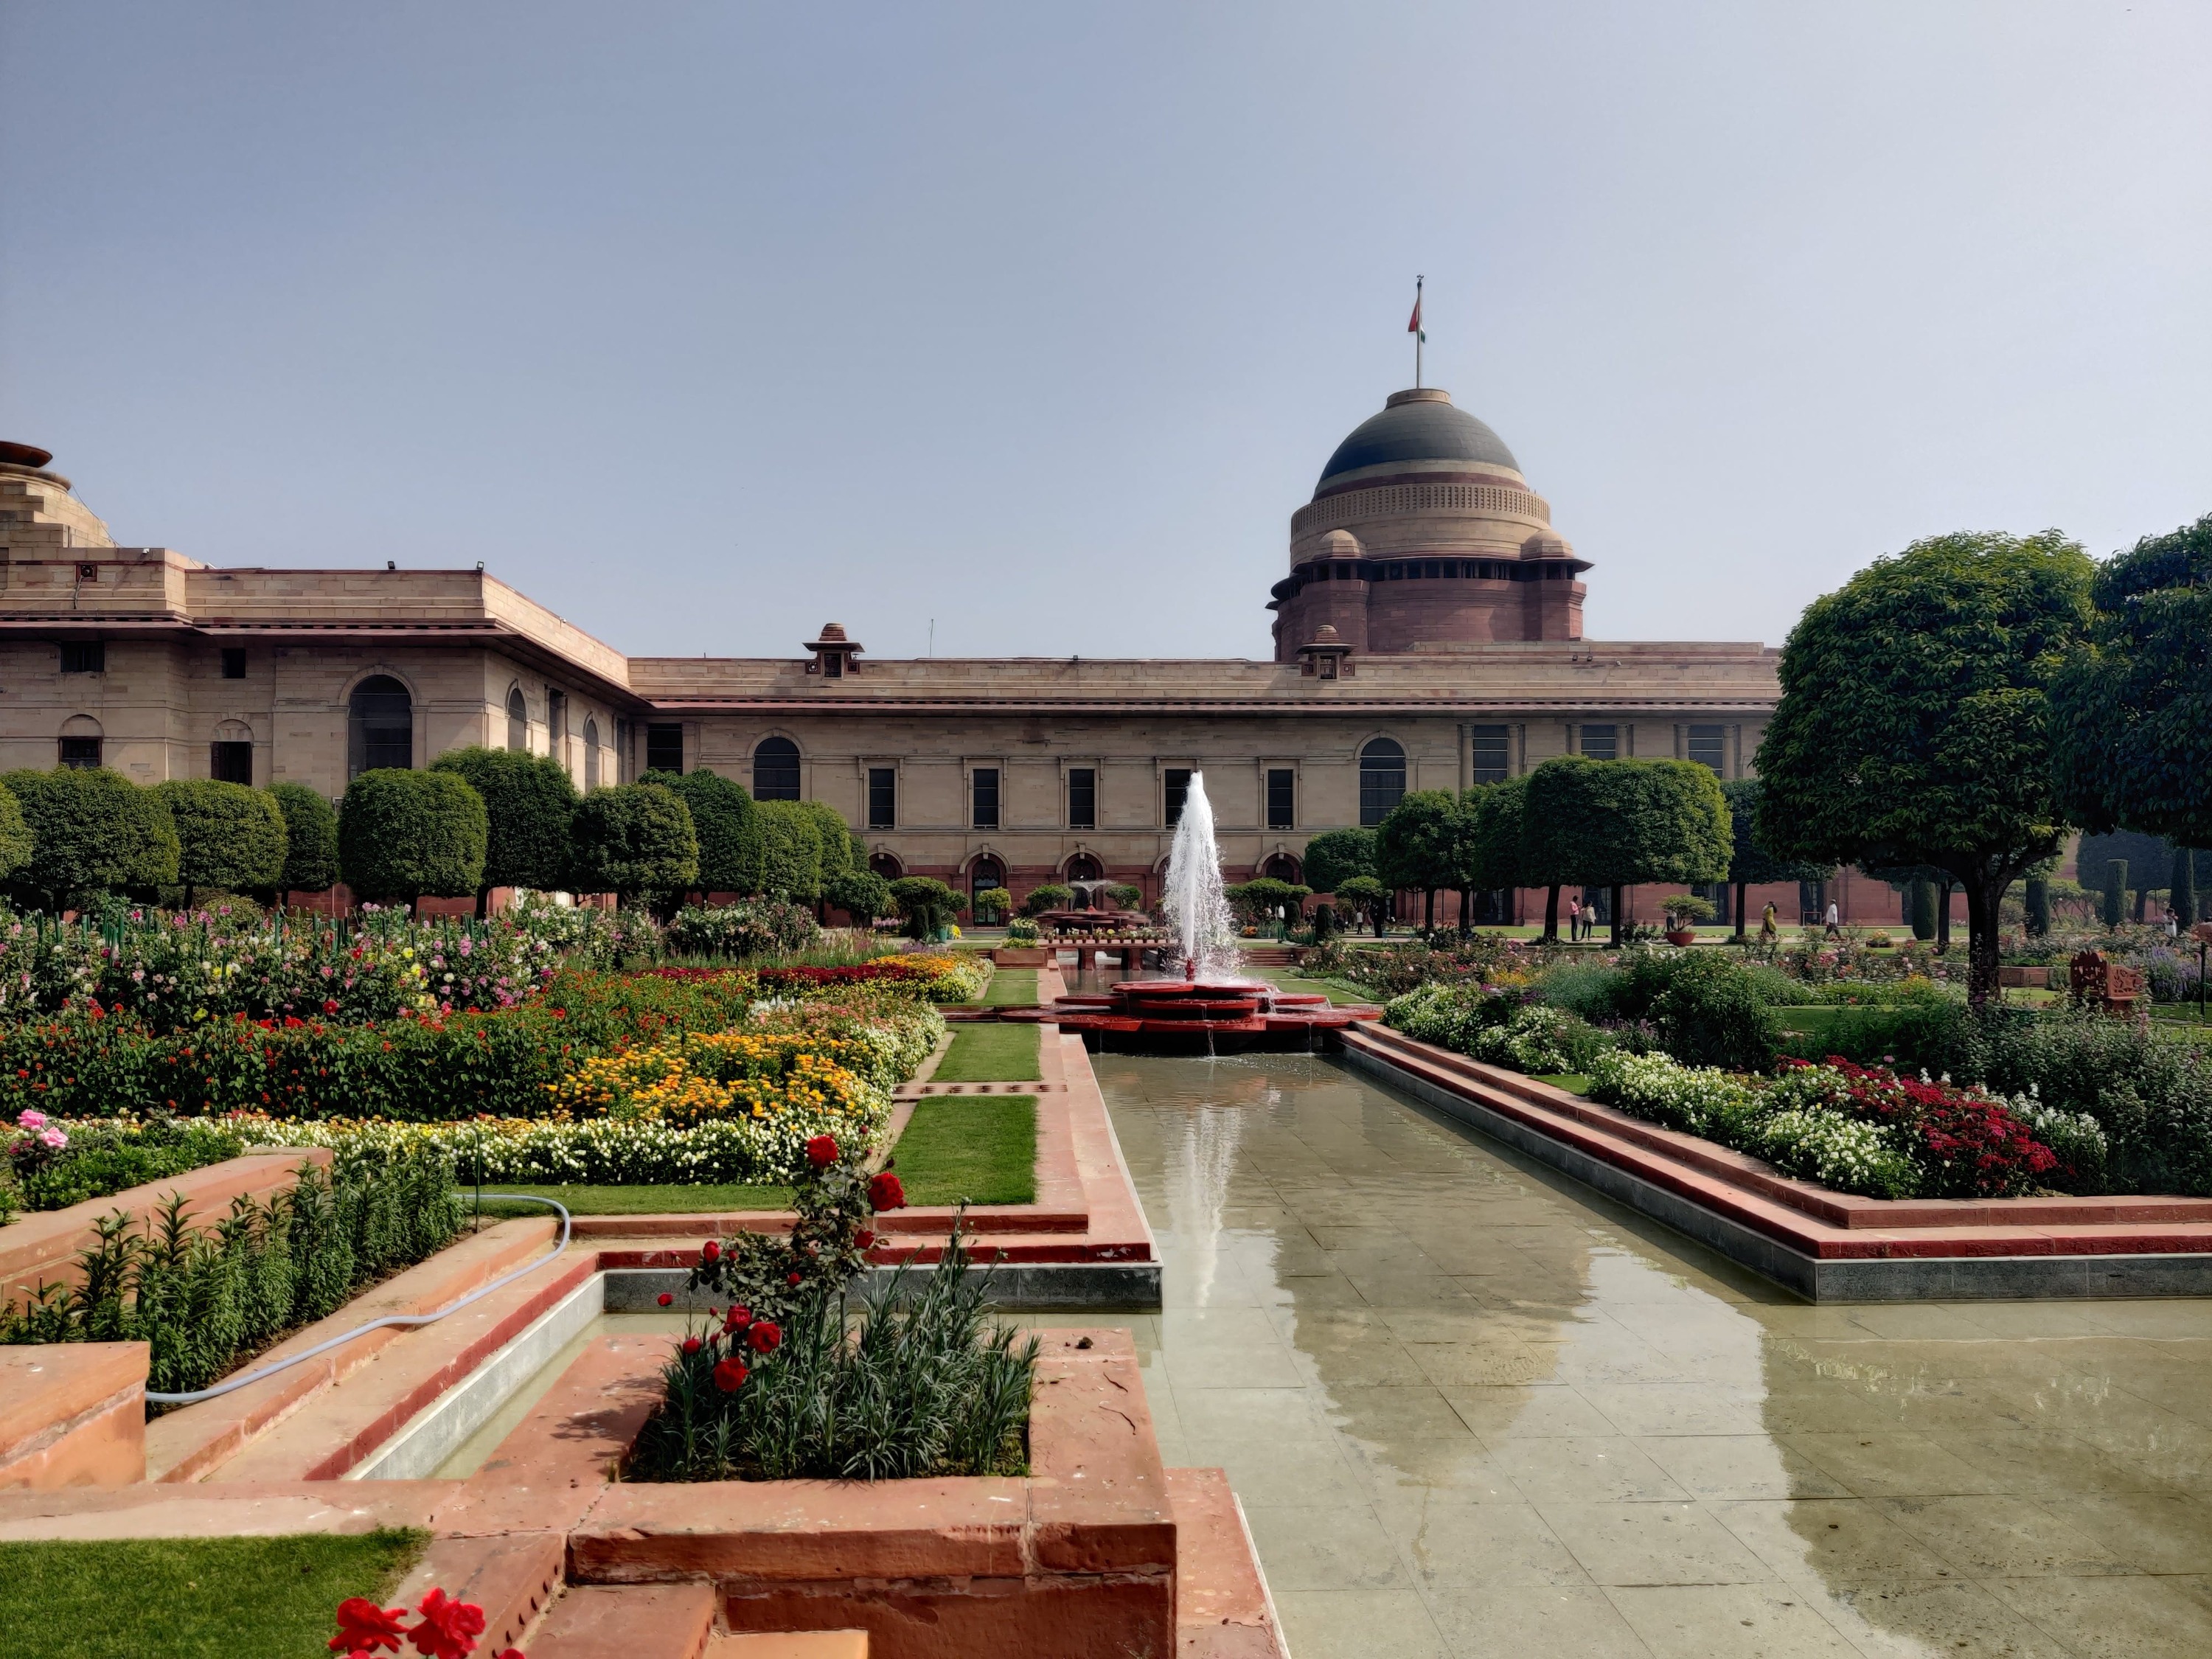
[4,4,2207,661]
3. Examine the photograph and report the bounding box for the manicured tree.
[644,768,764,895]
[432,745,579,914]
[888,876,964,939]
[1756,531,2095,1006]
[1106,883,1144,912]
[2174,846,2199,929]
[1225,877,1312,926]
[153,779,288,909]
[822,866,891,922]
[1375,790,1465,934]
[1718,779,1829,942]
[1472,776,1534,935]
[269,782,340,897]
[0,780,32,895]
[1022,883,1074,917]
[2102,859,2128,929]
[2052,513,2212,853]
[1526,759,1731,947]
[796,801,857,888]
[1332,874,1390,937]
[1301,827,1377,897]
[338,769,488,910]
[2025,872,2053,936]
[754,801,824,902]
[3,767,180,911]
[1517,764,1587,942]
[1910,877,1938,942]
[568,782,698,910]
[973,886,1014,925]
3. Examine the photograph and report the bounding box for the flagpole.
[1413,275,1424,388]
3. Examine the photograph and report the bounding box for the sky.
[4,3,2208,662]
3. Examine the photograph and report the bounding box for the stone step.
[527,1583,716,1659]
[391,1531,564,1658]
[1167,1467,1287,1658]
[704,1633,867,1657]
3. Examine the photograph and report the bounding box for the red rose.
[701,1239,720,1261]
[747,1320,782,1354]
[723,1306,751,1330]
[323,998,341,1015]
[681,1336,702,1354]
[712,1357,750,1392]
[656,1293,673,1307]
[869,1172,906,1211]
[805,1134,839,1166]
[330,1596,409,1655]
[408,1587,487,1659]
[855,1228,876,1248]
[787,1271,803,1285]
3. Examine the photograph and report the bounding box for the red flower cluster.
[1810,1057,2059,1198]
[869,1171,906,1211]
[805,1133,840,1166]
[330,1589,512,1659]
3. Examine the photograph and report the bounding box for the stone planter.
[990,947,1048,966]
[1998,964,2052,989]
[1664,928,1697,946]
[528,1329,1175,1658]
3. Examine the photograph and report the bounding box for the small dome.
[1316,389,1518,492]
[1318,529,1362,557]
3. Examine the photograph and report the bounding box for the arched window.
[1359,737,1406,826]
[970,858,1006,922]
[349,676,413,778]
[582,717,601,790]
[1262,853,1303,883]
[507,689,529,753]
[753,736,801,801]
[1065,854,1103,883]
[868,851,904,880]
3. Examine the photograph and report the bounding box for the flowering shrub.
[1764,1058,2060,1199]
[549,1033,884,1131]
[1385,982,1612,1076]
[5,1109,244,1211]
[1312,933,1559,998]
[663,899,819,961]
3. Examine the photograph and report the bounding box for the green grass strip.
[932,1021,1042,1082]
[470,1181,795,1217]
[0,1529,427,1659]
[981,967,1040,1006]
[892,1096,1037,1206]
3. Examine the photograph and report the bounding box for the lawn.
[889,1096,1038,1206]
[979,967,1040,1006]
[0,1529,427,1659]
[470,1181,794,1217]
[932,1021,1042,1082]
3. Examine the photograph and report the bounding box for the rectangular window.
[972,768,1000,830]
[58,737,101,769]
[211,740,254,785]
[1164,768,1192,827]
[547,690,568,747]
[1470,725,1509,785]
[868,767,897,830]
[823,653,842,678]
[1579,724,1618,761]
[1266,768,1295,830]
[1067,768,1096,830]
[60,641,104,675]
[645,723,684,775]
[1688,723,1726,775]
[220,647,246,680]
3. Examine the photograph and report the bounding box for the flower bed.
[4,1111,245,1215]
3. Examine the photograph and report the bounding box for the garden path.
[1076,1052,2212,1659]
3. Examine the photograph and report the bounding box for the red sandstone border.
[1343,1023,2212,1262]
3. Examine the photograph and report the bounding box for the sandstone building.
[0,390,1794,920]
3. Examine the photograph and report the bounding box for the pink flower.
[37,1128,66,1150]
[17,1110,44,1130]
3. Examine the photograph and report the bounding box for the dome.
[1315,388,1518,492]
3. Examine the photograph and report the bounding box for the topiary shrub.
[431,745,579,909]
[3,767,178,910]
[644,768,765,895]
[338,769,487,908]
[269,782,339,895]
[754,801,824,902]
[1021,884,1073,917]
[153,779,288,908]
[570,783,699,910]
[0,781,30,894]
[823,866,891,922]
[889,876,964,939]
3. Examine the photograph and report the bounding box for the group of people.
[1561,894,1809,942]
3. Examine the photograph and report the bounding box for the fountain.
[1048,772,1379,1051]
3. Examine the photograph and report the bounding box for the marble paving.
[1064,1052,2212,1659]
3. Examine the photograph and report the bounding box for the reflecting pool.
[1088,1052,2212,1659]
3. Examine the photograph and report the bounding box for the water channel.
[1089,1050,2212,1659]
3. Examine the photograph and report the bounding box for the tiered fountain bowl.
[1049,976,1380,1052]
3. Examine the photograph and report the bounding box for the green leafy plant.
[338,770,488,908]
[268,782,339,895]
[4,767,179,911]
[888,876,964,939]
[1301,827,1377,896]
[152,780,288,911]
[431,745,579,912]
[569,783,698,909]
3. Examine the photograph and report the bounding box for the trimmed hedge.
[338,770,487,902]
[4,767,179,908]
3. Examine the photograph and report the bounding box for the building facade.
[0,392,1796,917]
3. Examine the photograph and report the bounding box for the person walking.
[1825,900,1842,939]
[1760,901,1778,942]
[1567,895,1582,942]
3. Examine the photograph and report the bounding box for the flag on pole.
[1407,291,1425,342]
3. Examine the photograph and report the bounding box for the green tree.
[1022,883,1074,917]
[269,782,340,896]
[643,768,765,896]
[1301,827,1377,897]
[1755,531,2095,1005]
[2101,858,2129,929]
[2051,513,2212,850]
[431,745,579,913]
[338,770,488,908]
[2025,872,2053,937]
[0,780,33,894]
[796,801,856,886]
[1331,874,1390,937]
[1375,790,1469,934]
[1470,777,1534,933]
[153,779,288,909]
[569,782,698,909]
[973,886,1014,925]
[1225,877,1312,925]
[1718,779,1829,942]
[2174,845,2198,928]
[4,767,179,911]
[1526,758,1731,946]
[888,876,964,939]
[823,866,891,922]
[754,801,824,902]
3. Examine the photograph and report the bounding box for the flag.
[1407,291,1425,342]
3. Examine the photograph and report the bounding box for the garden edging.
[1340,1022,2212,1301]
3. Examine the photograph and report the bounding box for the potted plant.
[1660,891,1716,945]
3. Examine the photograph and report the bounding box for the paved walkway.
[1088,1052,2212,1659]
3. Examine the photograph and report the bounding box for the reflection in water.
[1095,1051,2212,1659]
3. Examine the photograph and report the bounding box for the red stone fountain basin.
[1050,978,1378,1051]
